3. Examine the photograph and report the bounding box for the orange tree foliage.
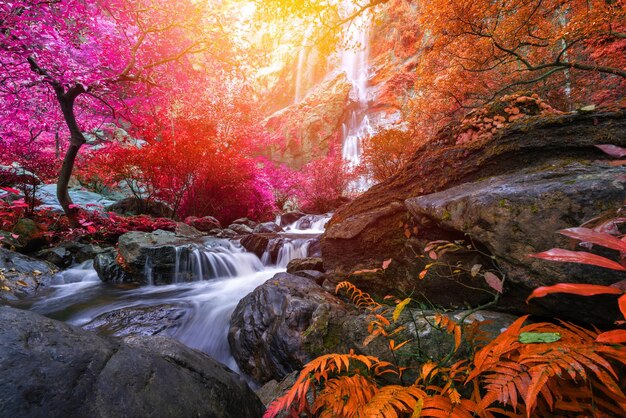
[358,129,417,183]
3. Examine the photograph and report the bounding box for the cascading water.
[20,220,329,376]
[338,0,374,192]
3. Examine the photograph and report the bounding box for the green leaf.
[518,332,561,344]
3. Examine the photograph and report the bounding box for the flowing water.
[339,0,374,192]
[19,214,331,375]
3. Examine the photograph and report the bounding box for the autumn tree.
[0,0,235,226]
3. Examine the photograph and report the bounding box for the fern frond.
[358,385,426,417]
[336,281,382,311]
[314,374,378,418]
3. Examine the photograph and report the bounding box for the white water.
[338,0,374,192]
[24,220,326,374]
[294,24,315,103]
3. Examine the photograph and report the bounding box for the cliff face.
[320,110,626,324]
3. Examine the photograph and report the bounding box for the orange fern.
[469,316,626,417]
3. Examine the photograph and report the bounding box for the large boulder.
[321,110,626,322]
[405,162,626,324]
[228,273,347,383]
[286,257,324,274]
[0,307,264,417]
[0,248,58,302]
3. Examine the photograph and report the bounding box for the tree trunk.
[56,86,87,228]
[57,141,82,228]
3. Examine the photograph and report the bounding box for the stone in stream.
[240,233,279,258]
[37,241,105,268]
[0,306,264,418]
[286,257,324,274]
[184,215,221,231]
[0,247,58,302]
[227,223,254,235]
[277,211,305,227]
[253,222,283,234]
[82,304,187,337]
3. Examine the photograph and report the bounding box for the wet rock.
[0,307,264,418]
[228,273,347,383]
[184,215,221,231]
[37,242,106,268]
[93,248,131,283]
[292,270,325,285]
[95,230,211,284]
[216,229,238,239]
[278,211,305,227]
[106,197,172,218]
[228,223,254,235]
[36,246,72,268]
[0,248,57,302]
[286,257,324,274]
[240,233,278,258]
[253,222,283,234]
[83,304,187,337]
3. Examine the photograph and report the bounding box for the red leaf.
[558,227,626,253]
[596,330,626,344]
[382,258,392,269]
[527,283,622,303]
[619,294,626,321]
[530,248,626,271]
[596,144,626,158]
[11,233,19,239]
[0,187,21,195]
[484,272,503,293]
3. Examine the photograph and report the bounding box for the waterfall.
[338,0,373,192]
[294,24,315,103]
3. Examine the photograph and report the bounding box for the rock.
[277,211,305,227]
[292,270,325,285]
[184,215,221,231]
[321,111,626,315]
[256,372,299,408]
[228,223,254,235]
[0,248,58,301]
[229,273,347,383]
[95,230,210,284]
[35,246,72,268]
[263,73,353,168]
[231,217,258,228]
[174,222,205,238]
[240,233,278,258]
[406,162,626,324]
[36,242,106,268]
[253,222,283,234]
[106,197,172,218]
[286,257,324,274]
[82,304,187,337]
[93,248,131,283]
[11,218,46,252]
[0,307,264,418]
[216,229,238,239]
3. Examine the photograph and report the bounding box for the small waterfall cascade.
[338,0,374,192]
[172,240,263,283]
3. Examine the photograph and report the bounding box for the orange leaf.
[530,249,626,271]
[526,283,623,303]
[596,329,626,344]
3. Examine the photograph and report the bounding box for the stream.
[17,214,331,375]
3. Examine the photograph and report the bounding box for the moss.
[442,210,451,221]
[498,199,508,208]
[529,203,539,214]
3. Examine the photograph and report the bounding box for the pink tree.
[0,0,233,226]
